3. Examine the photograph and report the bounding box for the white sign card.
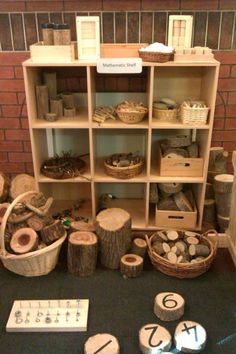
[97,58,142,74]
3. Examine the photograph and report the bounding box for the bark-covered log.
[203,199,216,224]
[10,227,38,254]
[120,253,143,278]
[40,219,65,244]
[130,238,147,257]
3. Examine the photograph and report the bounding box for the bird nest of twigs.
[41,152,86,179]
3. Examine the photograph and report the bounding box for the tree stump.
[10,174,37,201]
[120,253,143,278]
[40,220,65,244]
[68,231,98,276]
[130,238,147,257]
[139,323,172,353]
[214,174,233,218]
[174,321,207,353]
[214,174,233,194]
[84,333,120,354]
[0,173,10,202]
[95,208,132,269]
[154,292,185,321]
[10,227,38,254]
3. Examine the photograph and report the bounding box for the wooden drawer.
[158,143,204,177]
[155,204,197,229]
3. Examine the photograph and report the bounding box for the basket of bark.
[145,229,217,278]
[0,191,66,276]
[104,153,144,179]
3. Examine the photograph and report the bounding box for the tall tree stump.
[84,333,120,354]
[95,208,132,269]
[68,231,98,276]
[214,174,233,218]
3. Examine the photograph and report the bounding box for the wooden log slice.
[175,241,187,253]
[84,333,120,354]
[130,238,147,257]
[158,182,183,194]
[0,173,10,202]
[139,323,172,354]
[154,292,185,321]
[203,199,216,224]
[120,253,143,278]
[40,220,65,245]
[70,221,96,233]
[214,174,234,194]
[214,192,232,217]
[174,192,193,211]
[187,142,199,158]
[217,214,230,232]
[10,174,37,201]
[26,215,47,231]
[166,230,179,241]
[186,236,199,245]
[0,202,10,224]
[10,227,38,254]
[174,320,207,353]
[166,251,178,263]
[95,208,132,269]
[189,244,210,257]
[205,183,214,199]
[167,134,191,147]
[68,231,98,276]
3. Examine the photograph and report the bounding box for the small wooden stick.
[26,197,53,216]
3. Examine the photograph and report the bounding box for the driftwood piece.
[130,238,147,257]
[95,208,132,269]
[40,220,65,244]
[228,151,236,245]
[43,72,57,99]
[50,98,63,117]
[120,253,143,278]
[68,231,98,276]
[84,333,120,354]
[203,199,216,224]
[36,85,49,119]
[0,203,10,223]
[139,323,172,353]
[10,227,38,254]
[10,174,37,201]
[174,321,207,353]
[154,292,185,321]
[0,173,10,202]
[174,192,193,211]
[26,197,53,217]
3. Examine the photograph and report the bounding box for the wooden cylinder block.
[130,238,147,257]
[45,112,58,122]
[189,244,210,257]
[36,85,49,119]
[217,214,230,232]
[64,107,76,117]
[43,72,57,99]
[139,323,172,354]
[68,231,98,276]
[120,253,143,278]
[61,92,75,108]
[154,292,185,321]
[10,227,38,254]
[95,208,132,269]
[84,333,120,354]
[50,98,63,117]
[0,173,10,202]
[0,202,10,223]
[174,321,207,353]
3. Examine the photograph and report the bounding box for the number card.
[154,292,185,321]
[84,333,120,354]
[139,323,172,353]
[174,320,207,353]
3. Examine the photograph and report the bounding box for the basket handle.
[0,190,38,255]
[145,234,152,252]
[202,229,218,250]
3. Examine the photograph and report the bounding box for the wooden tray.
[30,41,77,63]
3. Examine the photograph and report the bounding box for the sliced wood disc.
[166,230,179,241]
[174,320,207,353]
[84,333,120,354]
[214,174,234,194]
[120,253,143,278]
[10,227,38,254]
[186,236,199,245]
[154,292,185,321]
[139,323,172,353]
[10,174,37,201]
[167,251,178,263]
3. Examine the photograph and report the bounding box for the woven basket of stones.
[104,153,144,179]
[116,101,148,124]
[145,229,217,278]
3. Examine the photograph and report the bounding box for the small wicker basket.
[139,50,174,63]
[153,107,178,121]
[116,108,148,124]
[180,101,209,125]
[104,156,144,179]
[0,191,67,277]
[145,229,217,278]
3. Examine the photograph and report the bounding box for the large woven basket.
[104,157,144,179]
[116,108,148,124]
[180,102,209,125]
[145,230,217,278]
[0,191,67,277]
[139,50,174,63]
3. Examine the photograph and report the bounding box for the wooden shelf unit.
[23,59,219,230]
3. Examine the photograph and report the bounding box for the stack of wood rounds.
[174,321,207,353]
[154,292,185,321]
[120,253,143,278]
[139,323,172,353]
[68,231,98,276]
[150,230,211,265]
[84,333,120,354]
[96,208,132,269]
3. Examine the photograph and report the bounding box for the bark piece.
[158,182,183,194]
[40,219,65,245]
[95,208,132,269]
[36,85,49,119]
[120,253,143,278]
[154,292,185,321]
[0,173,10,202]
[68,231,98,276]
[10,227,38,254]
[84,333,120,354]
[130,238,147,257]
[139,323,172,353]
[10,174,37,201]
[174,192,193,211]
[174,321,207,353]
[167,134,191,147]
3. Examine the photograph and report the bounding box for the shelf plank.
[92,119,149,129]
[151,119,210,130]
[149,174,204,183]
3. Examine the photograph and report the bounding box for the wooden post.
[43,72,57,99]
[95,208,132,269]
[67,231,98,276]
[36,85,49,118]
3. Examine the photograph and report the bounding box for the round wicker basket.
[116,108,148,124]
[145,230,217,278]
[139,50,174,63]
[104,156,144,179]
[0,191,66,277]
[153,107,178,121]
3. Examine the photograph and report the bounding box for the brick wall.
[0,0,236,175]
